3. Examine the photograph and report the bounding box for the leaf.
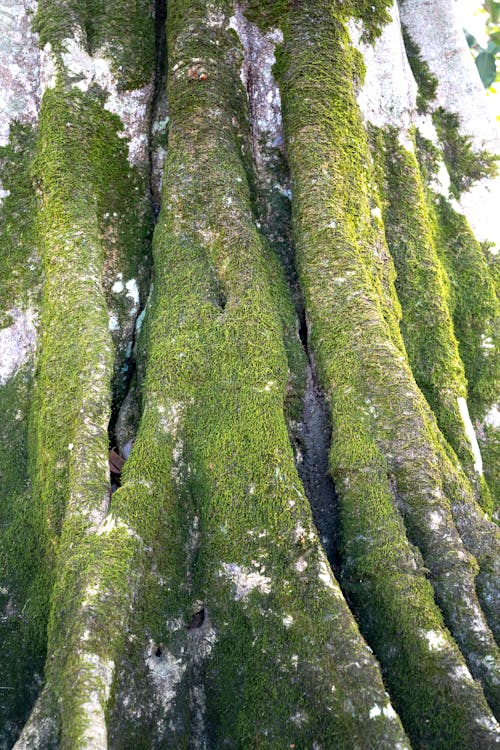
[487,38,500,53]
[484,0,500,24]
[476,50,497,87]
[465,29,477,48]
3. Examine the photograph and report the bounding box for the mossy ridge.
[35,0,155,413]
[432,196,499,513]
[0,368,45,746]
[34,0,155,89]
[19,39,155,742]
[479,424,500,519]
[105,1,412,746]
[25,82,114,742]
[414,130,499,512]
[0,123,39,323]
[244,0,392,43]
[431,196,499,423]
[248,135,307,445]
[368,124,486,500]
[269,0,500,743]
[0,122,43,741]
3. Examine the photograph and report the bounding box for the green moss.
[34,0,155,89]
[402,30,498,198]
[0,121,43,741]
[0,368,47,745]
[270,1,500,743]
[14,75,154,745]
[245,0,392,43]
[432,197,499,420]
[0,123,39,322]
[369,125,486,494]
[159,3,406,744]
[479,424,500,517]
[0,1,156,743]
[348,0,393,43]
[401,26,438,113]
[106,2,410,746]
[433,107,498,197]
[415,128,441,185]
[249,138,307,434]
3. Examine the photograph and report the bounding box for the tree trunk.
[0,0,499,748]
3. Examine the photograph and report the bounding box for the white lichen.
[294,557,308,573]
[318,555,336,591]
[484,405,500,429]
[290,711,307,726]
[429,510,444,530]
[0,0,40,148]
[95,513,140,541]
[145,642,187,715]
[452,664,474,682]
[157,400,183,435]
[369,703,398,720]
[220,561,271,600]
[111,276,124,293]
[41,37,152,167]
[423,629,447,651]
[108,313,119,332]
[125,278,140,307]
[79,653,115,749]
[229,4,284,172]
[0,308,37,385]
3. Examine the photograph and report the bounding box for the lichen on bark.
[1,0,500,748]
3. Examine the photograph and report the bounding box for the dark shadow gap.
[240,101,341,571]
[107,0,168,481]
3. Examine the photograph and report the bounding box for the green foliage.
[433,107,498,196]
[476,47,497,88]
[465,1,500,88]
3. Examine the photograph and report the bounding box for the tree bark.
[0,0,499,748]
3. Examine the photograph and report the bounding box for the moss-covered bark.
[1,2,154,746]
[135,3,409,747]
[369,125,494,513]
[0,119,40,744]
[268,1,500,746]
[2,0,500,748]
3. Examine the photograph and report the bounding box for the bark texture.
[0,0,499,748]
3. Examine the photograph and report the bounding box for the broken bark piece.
[109,448,126,475]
